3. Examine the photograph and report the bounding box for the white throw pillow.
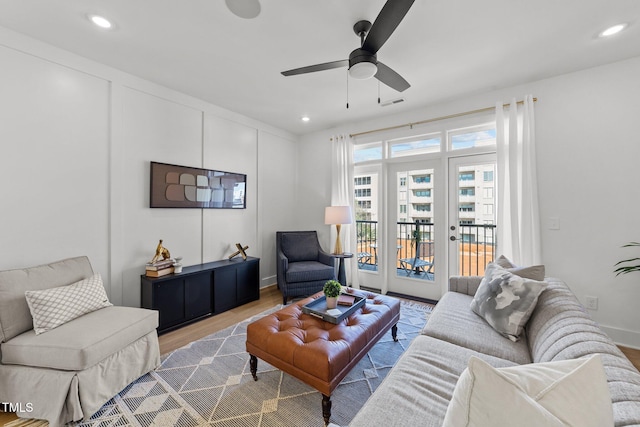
[25,273,112,334]
[442,355,613,427]
[470,263,547,341]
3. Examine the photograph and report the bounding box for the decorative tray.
[301,294,366,324]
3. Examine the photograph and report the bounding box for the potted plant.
[614,242,640,276]
[323,280,342,309]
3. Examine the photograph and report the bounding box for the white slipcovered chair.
[0,256,160,426]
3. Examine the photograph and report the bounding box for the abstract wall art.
[150,161,246,209]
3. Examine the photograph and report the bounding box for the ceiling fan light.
[349,62,377,79]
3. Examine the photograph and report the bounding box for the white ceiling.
[0,0,639,135]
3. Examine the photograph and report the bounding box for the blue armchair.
[276,231,336,305]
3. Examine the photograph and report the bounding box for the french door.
[386,159,443,300]
[447,154,497,278]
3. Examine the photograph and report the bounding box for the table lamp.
[325,206,352,254]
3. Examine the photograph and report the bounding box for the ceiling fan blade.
[375,62,410,92]
[281,60,349,76]
[362,0,415,54]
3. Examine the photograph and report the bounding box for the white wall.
[298,56,640,348]
[0,27,297,307]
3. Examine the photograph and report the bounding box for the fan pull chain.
[346,71,349,109]
[378,80,381,104]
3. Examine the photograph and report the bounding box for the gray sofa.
[351,276,640,426]
[0,256,160,426]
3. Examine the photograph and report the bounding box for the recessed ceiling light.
[599,23,627,38]
[89,15,113,29]
[301,116,310,122]
[225,0,261,19]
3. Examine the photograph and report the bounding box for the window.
[357,200,372,209]
[354,176,371,186]
[354,143,382,163]
[459,187,475,196]
[484,187,493,198]
[414,204,431,212]
[413,175,431,184]
[459,172,475,181]
[483,171,494,182]
[459,204,475,212]
[355,188,371,197]
[400,205,407,213]
[460,220,474,225]
[483,204,494,215]
[450,126,496,150]
[390,134,441,157]
[414,190,431,197]
[399,177,406,186]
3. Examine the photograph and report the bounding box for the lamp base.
[333,224,343,255]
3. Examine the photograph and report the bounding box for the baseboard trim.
[600,324,640,349]
[386,292,439,305]
[261,275,276,288]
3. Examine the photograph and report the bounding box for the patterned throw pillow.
[470,263,547,341]
[495,255,546,281]
[25,273,112,335]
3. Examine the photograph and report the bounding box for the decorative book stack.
[145,259,174,277]
[337,294,356,307]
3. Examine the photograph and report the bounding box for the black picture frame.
[150,161,246,209]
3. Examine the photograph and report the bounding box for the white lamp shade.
[325,206,352,225]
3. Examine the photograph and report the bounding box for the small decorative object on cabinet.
[173,256,183,273]
[141,257,260,334]
[228,243,249,260]
[323,279,342,309]
[150,239,171,264]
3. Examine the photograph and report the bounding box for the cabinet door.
[185,272,212,319]
[214,267,237,313]
[237,260,259,304]
[154,280,185,329]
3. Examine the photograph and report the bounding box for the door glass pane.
[456,163,496,275]
[354,172,379,271]
[396,168,435,281]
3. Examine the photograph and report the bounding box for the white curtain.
[496,95,542,266]
[330,134,359,288]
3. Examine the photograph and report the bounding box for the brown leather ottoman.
[246,289,401,425]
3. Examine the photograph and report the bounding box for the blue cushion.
[281,233,319,262]
[286,261,335,283]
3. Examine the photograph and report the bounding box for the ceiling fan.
[281,0,415,92]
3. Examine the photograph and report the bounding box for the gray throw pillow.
[495,255,545,281]
[471,263,547,342]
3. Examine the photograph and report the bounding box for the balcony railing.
[355,220,496,278]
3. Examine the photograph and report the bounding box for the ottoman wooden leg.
[392,324,398,342]
[250,354,258,381]
[322,394,331,426]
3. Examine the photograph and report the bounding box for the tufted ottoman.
[246,289,401,425]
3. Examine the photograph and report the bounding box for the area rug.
[8,300,432,427]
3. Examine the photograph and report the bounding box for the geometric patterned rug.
[9,300,432,427]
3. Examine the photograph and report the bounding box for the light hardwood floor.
[159,284,282,354]
[1,285,639,425]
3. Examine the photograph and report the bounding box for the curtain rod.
[346,97,537,140]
